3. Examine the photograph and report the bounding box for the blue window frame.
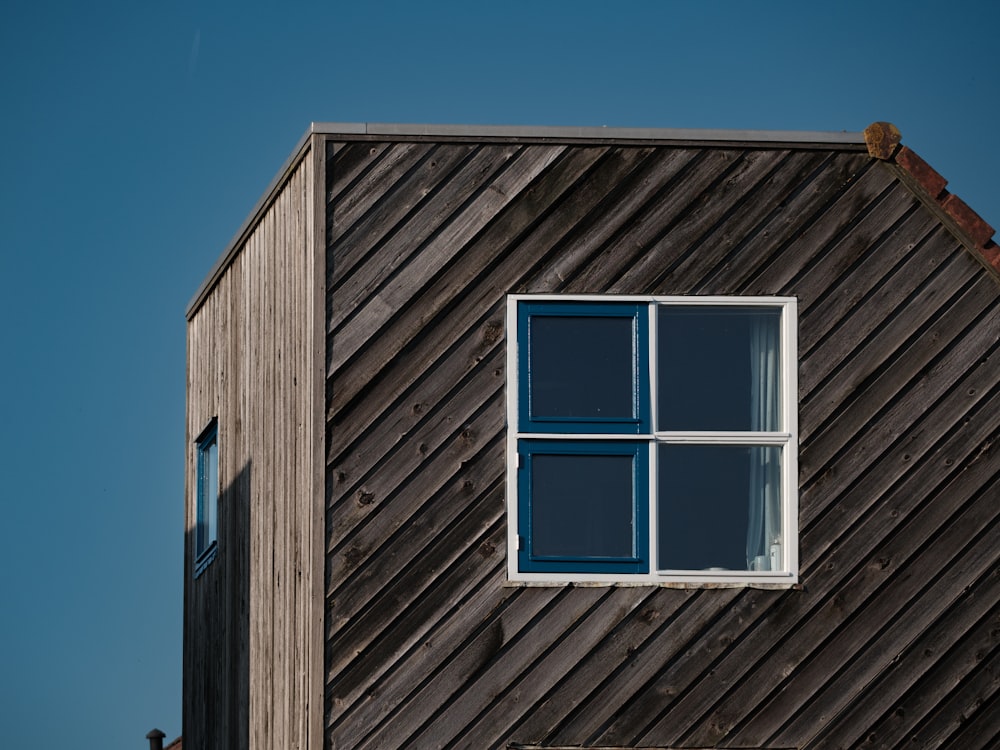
[518,440,649,574]
[518,301,650,434]
[194,418,219,576]
[508,295,799,584]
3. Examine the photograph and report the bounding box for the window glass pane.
[206,438,218,547]
[657,444,782,571]
[529,315,635,420]
[658,306,781,431]
[531,453,634,558]
[196,428,219,557]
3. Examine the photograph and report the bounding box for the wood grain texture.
[322,136,1000,750]
[185,149,321,750]
[187,131,999,750]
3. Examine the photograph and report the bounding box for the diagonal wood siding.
[324,137,999,749]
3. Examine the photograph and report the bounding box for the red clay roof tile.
[865,122,999,277]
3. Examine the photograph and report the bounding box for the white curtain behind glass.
[747,315,781,570]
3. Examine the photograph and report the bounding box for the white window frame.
[506,294,798,585]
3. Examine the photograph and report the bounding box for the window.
[194,418,219,576]
[507,296,798,584]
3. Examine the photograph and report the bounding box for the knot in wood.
[482,320,504,345]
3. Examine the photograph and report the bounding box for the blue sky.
[1,2,997,748]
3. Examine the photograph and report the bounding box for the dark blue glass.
[518,439,649,574]
[530,315,635,420]
[658,306,780,431]
[519,301,649,434]
[532,453,634,558]
[657,444,781,571]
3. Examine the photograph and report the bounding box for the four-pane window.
[508,296,798,584]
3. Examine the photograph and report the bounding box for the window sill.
[503,578,802,590]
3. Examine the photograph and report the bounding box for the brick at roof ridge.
[864,121,902,159]
[892,144,995,246]
[941,192,996,248]
[895,146,948,199]
[868,123,998,273]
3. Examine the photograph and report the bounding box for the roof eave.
[308,121,867,147]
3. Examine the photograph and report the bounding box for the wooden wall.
[324,136,999,748]
[185,142,324,750]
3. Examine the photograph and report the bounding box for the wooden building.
[184,122,1000,749]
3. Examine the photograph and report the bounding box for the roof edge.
[186,122,868,319]
[194,121,994,320]
[185,128,315,318]
[309,121,866,145]
[865,121,999,280]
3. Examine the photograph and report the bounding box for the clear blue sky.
[1,1,997,748]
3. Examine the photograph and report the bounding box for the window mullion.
[647,301,658,576]
[654,432,792,444]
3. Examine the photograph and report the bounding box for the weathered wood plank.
[611,149,791,293]
[328,142,433,248]
[308,134,1000,750]
[799,300,1000,517]
[798,225,962,402]
[797,208,939,354]
[566,149,745,294]
[329,143,525,323]
[800,255,987,441]
[327,338,504,521]
[801,378,1000,575]
[461,588,654,748]
[370,588,611,750]
[325,141,390,204]
[326,560,522,744]
[510,589,691,744]
[933,678,1000,750]
[327,442,505,640]
[328,143,477,288]
[187,151,317,750]
[638,150,830,294]
[741,160,897,295]
[835,590,1000,749]
[327,390,504,574]
[326,497,506,676]
[326,145,637,450]
[333,564,557,750]
[785,183,918,301]
[327,344,505,521]
[678,445,1000,748]
[529,147,696,293]
[702,152,869,292]
[330,144,566,373]
[549,589,744,745]
[799,278,1000,535]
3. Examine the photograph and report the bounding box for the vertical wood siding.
[185,148,321,750]
[324,138,999,749]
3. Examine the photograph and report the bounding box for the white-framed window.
[506,295,798,585]
[194,417,219,577]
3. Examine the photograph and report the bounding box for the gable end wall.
[323,136,1000,749]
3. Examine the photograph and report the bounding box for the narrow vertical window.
[194,419,219,576]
